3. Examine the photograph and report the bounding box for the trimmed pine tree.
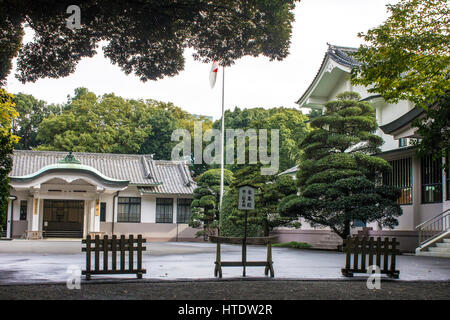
[279,92,402,239]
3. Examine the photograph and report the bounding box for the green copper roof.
[10,162,130,187]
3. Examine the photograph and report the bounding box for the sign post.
[238,186,255,277]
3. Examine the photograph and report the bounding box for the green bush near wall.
[219,190,264,237]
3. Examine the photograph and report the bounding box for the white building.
[6,150,200,241]
[276,44,449,254]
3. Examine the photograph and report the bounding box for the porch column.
[6,199,12,238]
[89,199,100,233]
[173,197,177,224]
[31,198,40,231]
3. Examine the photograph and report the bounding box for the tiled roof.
[379,107,425,134]
[296,44,360,106]
[10,150,196,195]
[326,44,360,68]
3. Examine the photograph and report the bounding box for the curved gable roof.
[296,44,360,107]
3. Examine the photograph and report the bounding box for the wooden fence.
[210,236,276,278]
[341,236,400,278]
[82,234,146,280]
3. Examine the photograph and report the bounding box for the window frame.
[421,155,443,204]
[100,202,106,222]
[177,198,193,224]
[383,157,413,205]
[19,200,27,221]
[117,197,141,223]
[156,198,174,224]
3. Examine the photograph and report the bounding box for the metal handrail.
[415,208,450,230]
[415,208,450,247]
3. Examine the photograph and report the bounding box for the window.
[19,200,27,220]
[383,157,413,205]
[117,197,141,222]
[100,202,106,222]
[399,138,408,147]
[421,155,442,203]
[156,198,173,223]
[177,198,192,224]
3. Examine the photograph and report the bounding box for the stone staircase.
[314,233,343,250]
[416,237,450,258]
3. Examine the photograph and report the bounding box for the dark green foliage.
[1,0,298,84]
[189,168,233,238]
[213,106,309,173]
[279,92,403,239]
[12,93,61,150]
[272,241,312,249]
[413,93,450,166]
[0,89,17,227]
[220,164,299,237]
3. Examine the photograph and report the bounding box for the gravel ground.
[1,280,449,300]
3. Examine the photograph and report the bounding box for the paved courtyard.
[0,240,449,284]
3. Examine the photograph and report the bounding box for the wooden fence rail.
[341,236,400,278]
[82,234,146,280]
[210,236,276,278]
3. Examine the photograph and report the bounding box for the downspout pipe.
[8,195,17,239]
[112,191,119,236]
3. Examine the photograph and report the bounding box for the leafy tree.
[352,0,449,158]
[213,106,309,173]
[279,92,403,240]
[0,89,19,228]
[189,168,233,238]
[352,0,449,107]
[413,93,450,164]
[1,0,299,85]
[36,88,151,153]
[220,164,299,237]
[11,93,61,150]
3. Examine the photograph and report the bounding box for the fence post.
[129,234,134,272]
[120,235,125,272]
[383,237,389,273]
[94,235,100,272]
[137,235,143,279]
[103,235,108,272]
[86,235,91,280]
[353,237,359,272]
[368,237,374,267]
[112,235,117,271]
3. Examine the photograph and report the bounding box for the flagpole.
[219,66,225,213]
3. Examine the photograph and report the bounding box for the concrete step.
[416,251,450,258]
[443,239,450,243]
[312,244,340,250]
[429,247,450,253]
[436,242,450,248]
[318,240,342,245]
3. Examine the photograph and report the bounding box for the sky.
[5,0,400,120]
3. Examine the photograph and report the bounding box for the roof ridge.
[12,149,155,158]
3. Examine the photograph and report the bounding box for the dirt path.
[1,280,449,300]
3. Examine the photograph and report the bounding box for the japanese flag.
[209,60,219,88]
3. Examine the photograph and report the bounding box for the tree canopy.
[0,89,19,227]
[279,92,403,239]
[352,0,449,107]
[12,93,61,150]
[189,168,233,238]
[1,0,299,85]
[213,106,309,173]
[220,164,299,237]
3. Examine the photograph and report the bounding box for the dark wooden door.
[43,200,84,233]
